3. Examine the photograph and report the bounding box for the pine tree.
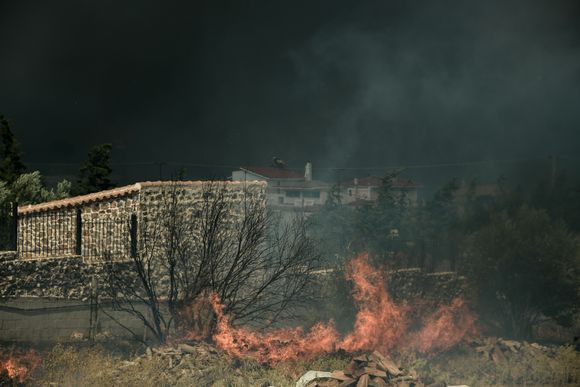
[74,143,115,195]
[0,115,26,183]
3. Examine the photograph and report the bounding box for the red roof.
[241,166,303,179]
[343,176,421,189]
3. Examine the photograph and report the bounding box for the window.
[286,190,300,198]
[278,196,284,204]
[348,189,352,196]
[303,191,320,199]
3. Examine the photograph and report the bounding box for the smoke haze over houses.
[1,0,579,185]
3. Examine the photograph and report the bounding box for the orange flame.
[210,292,339,364]
[203,253,477,364]
[339,253,408,353]
[0,349,42,384]
[409,297,476,353]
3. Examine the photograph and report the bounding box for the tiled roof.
[17,180,266,214]
[240,166,303,179]
[343,176,422,189]
[18,184,141,214]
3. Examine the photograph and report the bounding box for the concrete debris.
[299,351,437,387]
[296,371,333,387]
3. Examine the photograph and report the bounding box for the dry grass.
[400,345,580,386]
[30,343,580,386]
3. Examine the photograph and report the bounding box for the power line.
[23,156,552,172]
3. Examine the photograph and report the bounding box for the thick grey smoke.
[0,0,578,183]
[289,1,580,175]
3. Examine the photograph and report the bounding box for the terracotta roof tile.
[17,180,266,214]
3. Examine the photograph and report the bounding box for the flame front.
[0,350,42,384]
[339,253,408,353]
[207,253,477,364]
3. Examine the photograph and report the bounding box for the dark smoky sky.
[1,0,579,182]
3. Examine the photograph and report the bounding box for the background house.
[340,176,422,206]
[232,163,330,212]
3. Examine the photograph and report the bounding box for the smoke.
[288,1,580,176]
[0,1,579,182]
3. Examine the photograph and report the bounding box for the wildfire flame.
[0,349,42,384]
[205,253,477,364]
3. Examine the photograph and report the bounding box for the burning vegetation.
[208,253,477,365]
[0,348,42,385]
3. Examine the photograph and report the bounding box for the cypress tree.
[74,143,115,195]
[0,115,26,184]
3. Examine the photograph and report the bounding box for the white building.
[340,176,421,206]
[231,163,330,212]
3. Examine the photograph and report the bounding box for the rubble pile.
[299,351,424,387]
[474,337,559,365]
[108,341,227,385]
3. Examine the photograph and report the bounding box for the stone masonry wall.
[80,193,139,261]
[17,208,77,259]
[0,181,268,343]
[13,181,266,262]
[387,268,469,303]
[16,190,140,260]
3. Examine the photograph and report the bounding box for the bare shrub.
[103,181,321,343]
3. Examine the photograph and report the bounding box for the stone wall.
[0,251,17,262]
[0,181,268,343]
[16,185,141,260]
[387,268,469,303]
[0,255,468,343]
[17,208,77,259]
[80,193,139,261]
[12,181,266,262]
[0,256,139,300]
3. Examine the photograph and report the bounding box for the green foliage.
[0,116,70,208]
[74,143,114,195]
[0,115,26,184]
[0,171,71,208]
[463,206,580,338]
[9,171,71,205]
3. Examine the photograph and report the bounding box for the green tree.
[464,206,579,339]
[0,115,26,184]
[74,143,114,195]
[9,171,70,205]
